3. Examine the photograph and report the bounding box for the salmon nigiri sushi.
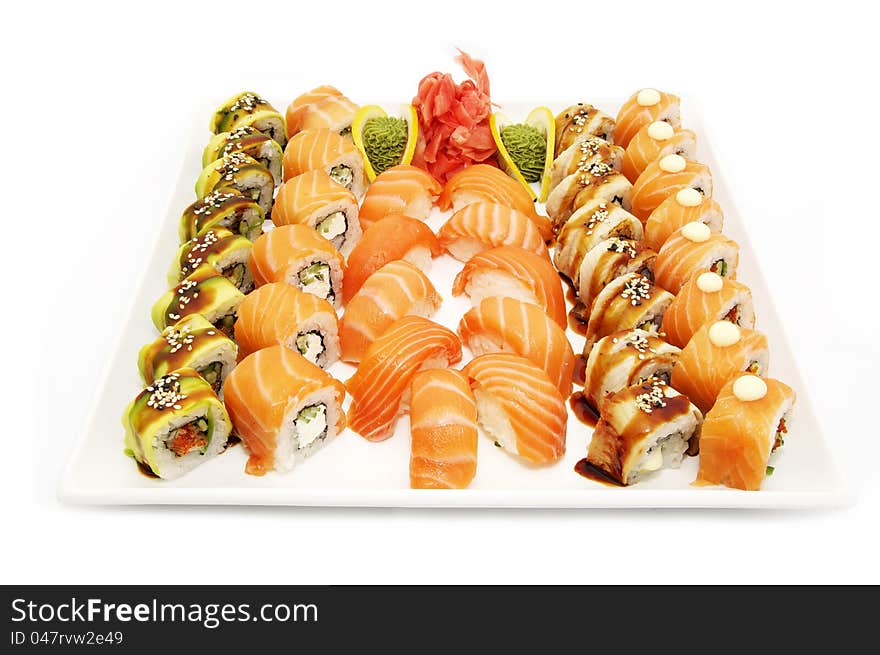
[223,346,347,476]
[671,320,769,414]
[695,375,796,491]
[614,88,681,149]
[661,272,755,348]
[409,368,478,489]
[630,155,713,221]
[653,222,739,295]
[338,259,441,363]
[234,282,340,366]
[438,164,552,241]
[458,296,575,396]
[437,202,548,262]
[358,165,442,228]
[282,128,366,195]
[621,121,697,183]
[285,85,344,138]
[644,188,723,252]
[462,352,567,464]
[347,316,462,442]
[452,245,567,328]
[272,169,362,256]
[343,214,441,303]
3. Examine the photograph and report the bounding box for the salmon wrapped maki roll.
[210,91,286,148]
[339,260,441,363]
[671,320,769,413]
[584,377,701,486]
[452,245,566,328]
[234,283,339,367]
[549,136,624,194]
[409,368,478,489]
[151,267,244,338]
[458,296,575,396]
[347,316,462,442]
[654,222,739,294]
[583,329,681,410]
[282,128,366,195]
[358,165,442,227]
[195,152,275,215]
[644,188,723,252]
[169,228,254,293]
[575,238,658,309]
[462,353,567,464]
[343,214,440,303]
[437,164,551,241]
[285,85,345,139]
[438,202,548,262]
[583,273,675,354]
[614,89,681,149]
[224,346,347,476]
[621,121,697,183]
[630,155,712,221]
[272,170,361,257]
[249,225,345,308]
[662,272,755,348]
[178,189,264,243]
[137,315,237,392]
[123,368,233,480]
[202,125,283,185]
[554,200,643,283]
[554,104,616,156]
[296,94,359,138]
[695,375,796,490]
[545,162,632,228]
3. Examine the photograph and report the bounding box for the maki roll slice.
[573,238,658,310]
[202,125,283,185]
[282,128,367,195]
[195,152,275,215]
[178,189,264,243]
[137,314,237,393]
[210,91,286,148]
[169,227,254,293]
[614,89,681,149]
[653,222,739,294]
[554,103,617,156]
[644,189,724,252]
[549,135,624,195]
[123,368,232,480]
[151,267,245,338]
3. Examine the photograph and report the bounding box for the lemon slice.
[352,105,418,182]
[489,107,556,202]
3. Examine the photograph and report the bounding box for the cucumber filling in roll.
[298,263,333,301]
[198,362,224,393]
[773,416,789,452]
[329,164,354,189]
[746,360,762,375]
[295,404,328,450]
[295,331,326,364]
[165,417,210,458]
[710,259,729,276]
[221,262,252,293]
[215,313,237,339]
[637,317,662,332]
[316,211,348,243]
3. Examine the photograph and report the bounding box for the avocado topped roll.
[195,152,275,215]
[123,368,232,480]
[210,91,286,148]
[169,227,254,293]
[178,189,264,243]
[137,314,238,393]
[203,126,283,185]
[151,267,245,338]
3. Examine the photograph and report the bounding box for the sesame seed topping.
[228,93,267,114]
[635,377,668,414]
[619,275,652,306]
[145,373,188,411]
[606,237,638,258]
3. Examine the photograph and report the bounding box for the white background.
[3,0,878,583]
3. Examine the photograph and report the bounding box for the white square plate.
[59,100,847,508]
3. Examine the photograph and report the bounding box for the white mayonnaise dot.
[659,154,686,173]
[696,271,723,293]
[733,375,767,402]
[681,221,711,242]
[637,89,661,107]
[676,187,702,207]
[647,121,674,140]
[708,321,741,347]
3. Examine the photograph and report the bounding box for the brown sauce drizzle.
[136,460,159,479]
[572,355,587,386]
[569,391,599,428]
[574,459,623,486]
[568,301,589,336]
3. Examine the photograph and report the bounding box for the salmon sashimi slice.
[338,259,441,363]
[409,368,478,489]
[458,296,575,396]
[614,89,681,149]
[630,156,713,221]
[343,214,441,303]
[358,165,442,227]
[437,201,549,262]
[437,164,551,240]
[462,352,567,465]
[452,245,567,328]
[621,123,697,183]
[644,192,724,252]
[346,316,462,442]
[695,376,796,490]
[223,345,346,476]
[285,85,344,138]
[653,226,739,295]
[661,273,755,348]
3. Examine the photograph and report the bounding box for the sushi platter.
[59,55,846,508]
